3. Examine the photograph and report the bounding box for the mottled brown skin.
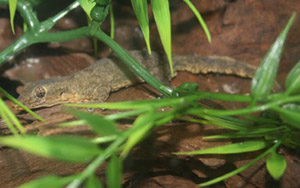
[15,51,256,109]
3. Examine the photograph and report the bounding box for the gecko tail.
[173,55,256,78]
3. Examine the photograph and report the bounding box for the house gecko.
[14,50,256,109]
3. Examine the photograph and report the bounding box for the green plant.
[67,13,299,185]
[0,1,299,188]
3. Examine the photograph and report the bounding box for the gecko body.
[15,51,256,109]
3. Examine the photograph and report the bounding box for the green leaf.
[105,109,148,121]
[285,59,300,95]
[0,87,45,122]
[0,98,25,135]
[172,82,199,96]
[204,126,285,139]
[66,97,182,110]
[106,155,122,188]
[121,112,155,158]
[266,151,287,180]
[9,0,17,34]
[251,13,296,102]
[0,135,101,163]
[276,104,300,129]
[19,175,78,188]
[199,142,281,187]
[77,0,96,20]
[201,115,252,130]
[92,135,118,144]
[59,119,87,127]
[109,4,114,39]
[131,0,151,54]
[183,0,211,42]
[0,98,19,135]
[175,140,269,155]
[84,174,103,188]
[150,0,174,76]
[65,108,118,136]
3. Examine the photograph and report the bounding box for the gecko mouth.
[11,100,63,111]
[12,103,64,112]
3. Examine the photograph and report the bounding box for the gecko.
[13,50,257,110]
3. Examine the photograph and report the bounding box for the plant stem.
[94,30,173,96]
[40,1,80,30]
[0,32,33,64]
[187,95,300,116]
[36,27,90,43]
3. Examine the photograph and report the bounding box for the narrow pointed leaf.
[110,4,114,38]
[266,151,287,180]
[65,108,118,136]
[0,111,18,135]
[106,155,122,188]
[77,0,96,20]
[204,127,285,139]
[66,97,182,110]
[175,140,269,155]
[0,97,25,134]
[251,13,296,102]
[0,135,101,163]
[9,0,17,34]
[150,0,174,76]
[285,59,300,95]
[131,0,151,54]
[183,0,211,42]
[202,115,252,130]
[19,175,78,188]
[59,120,86,127]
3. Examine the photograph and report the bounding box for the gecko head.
[13,78,74,110]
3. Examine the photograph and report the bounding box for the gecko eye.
[34,86,46,98]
